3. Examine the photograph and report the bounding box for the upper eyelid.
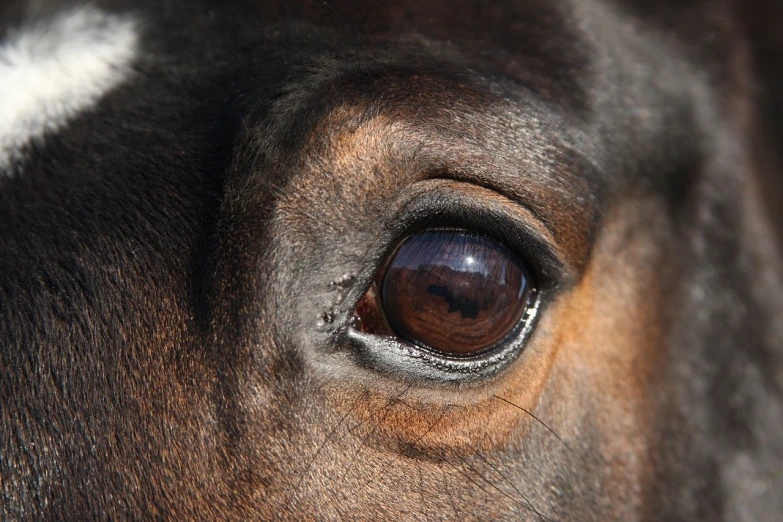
[389,178,574,280]
[407,135,602,265]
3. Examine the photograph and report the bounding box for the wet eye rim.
[344,281,542,383]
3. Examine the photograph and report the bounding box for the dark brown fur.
[1,0,781,520]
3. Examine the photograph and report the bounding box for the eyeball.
[366,230,533,356]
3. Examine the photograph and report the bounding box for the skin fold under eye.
[356,229,534,356]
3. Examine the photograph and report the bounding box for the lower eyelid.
[340,324,537,385]
[340,281,542,386]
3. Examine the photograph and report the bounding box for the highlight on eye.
[354,229,534,356]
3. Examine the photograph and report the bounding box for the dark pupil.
[381,230,530,355]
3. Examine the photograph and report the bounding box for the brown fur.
[1,0,781,520]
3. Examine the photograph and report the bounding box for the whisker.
[492,395,571,451]
[349,402,451,496]
[468,441,552,522]
[294,393,366,494]
[417,464,431,521]
[442,463,461,518]
[447,447,549,520]
[321,1,339,16]
[335,385,411,484]
[438,451,554,519]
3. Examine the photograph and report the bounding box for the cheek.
[539,198,674,508]
[256,196,674,517]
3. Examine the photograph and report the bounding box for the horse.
[1,0,781,519]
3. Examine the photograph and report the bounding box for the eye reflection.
[378,230,532,356]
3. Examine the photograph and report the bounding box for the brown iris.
[373,230,531,356]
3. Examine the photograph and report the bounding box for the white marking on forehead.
[0,5,139,172]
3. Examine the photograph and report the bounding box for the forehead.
[247,0,587,93]
[218,0,704,272]
[1,0,706,198]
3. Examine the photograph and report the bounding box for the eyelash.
[376,197,563,293]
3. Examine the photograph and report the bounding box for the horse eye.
[356,230,534,356]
